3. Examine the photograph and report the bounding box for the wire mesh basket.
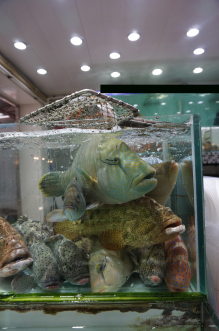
[19,89,139,130]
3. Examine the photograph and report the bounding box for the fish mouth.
[71,274,90,285]
[45,283,59,290]
[152,218,185,245]
[0,248,33,277]
[131,168,157,189]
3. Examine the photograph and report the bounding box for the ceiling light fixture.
[189,102,193,104]
[186,110,191,113]
[128,32,140,41]
[177,112,181,114]
[14,41,27,50]
[0,115,10,119]
[198,101,203,104]
[193,48,205,55]
[111,72,120,78]
[37,69,47,75]
[70,37,83,46]
[109,52,120,59]
[152,69,162,75]
[161,102,166,105]
[187,28,199,37]
[81,65,90,71]
[193,67,203,73]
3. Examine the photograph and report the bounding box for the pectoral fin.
[86,202,103,210]
[99,230,124,251]
[76,168,97,190]
[11,274,37,293]
[46,209,68,223]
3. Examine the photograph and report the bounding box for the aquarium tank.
[0,90,217,330]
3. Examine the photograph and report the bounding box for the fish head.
[56,239,89,285]
[144,200,185,245]
[64,180,86,221]
[0,218,33,277]
[97,138,157,203]
[89,245,133,292]
[31,243,60,290]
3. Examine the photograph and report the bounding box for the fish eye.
[77,194,80,200]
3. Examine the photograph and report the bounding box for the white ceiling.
[0,0,219,100]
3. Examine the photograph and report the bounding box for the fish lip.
[65,205,77,210]
[0,248,31,269]
[71,274,90,285]
[0,257,33,277]
[131,168,156,188]
[45,283,59,290]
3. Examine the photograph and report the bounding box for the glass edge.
[193,114,206,295]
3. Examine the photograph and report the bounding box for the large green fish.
[39,134,157,209]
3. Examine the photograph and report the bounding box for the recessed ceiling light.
[14,41,27,50]
[189,102,193,104]
[128,32,140,41]
[111,72,120,78]
[81,65,90,71]
[187,28,199,37]
[198,101,203,104]
[152,69,162,75]
[161,102,166,105]
[109,52,120,59]
[154,113,158,115]
[216,101,219,103]
[70,37,82,46]
[177,112,181,114]
[193,67,203,73]
[186,110,191,113]
[37,69,47,75]
[0,114,10,119]
[193,48,205,55]
[133,104,138,107]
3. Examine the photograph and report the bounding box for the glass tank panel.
[0,114,205,300]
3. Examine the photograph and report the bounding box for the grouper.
[39,135,157,219]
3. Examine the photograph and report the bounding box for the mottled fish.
[12,217,60,293]
[54,196,185,251]
[89,241,134,292]
[39,134,157,209]
[44,234,89,285]
[47,179,87,223]
[131,244,166,286]
[0,217,33,277]
[12,234,60,293]
[146,160,179,206]
[164,235,191,292]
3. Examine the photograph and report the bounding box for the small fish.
[89,241,134,292]
[46,179,87,222]
[132,245,166,286]
[44,234,89,285]
[0,217,33,277]
[54,196,185,251]
[146,161,179,205]
[39,134,157,206]
[11,233,60,293]
[164,235,191,292]
[181,160,194,208]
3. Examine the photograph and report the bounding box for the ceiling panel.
[0,0,219,98]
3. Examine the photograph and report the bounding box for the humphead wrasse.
[89,242,134,292]
[39,134,157,209]
[54,196,185,251]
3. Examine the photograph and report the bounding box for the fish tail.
[39,171,65,197]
